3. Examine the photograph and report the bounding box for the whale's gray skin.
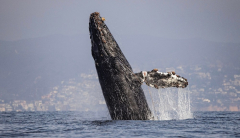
[89,12,188,120]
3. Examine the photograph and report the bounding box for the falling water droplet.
[148,87,193,120]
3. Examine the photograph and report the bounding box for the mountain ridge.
[0,35,240,101]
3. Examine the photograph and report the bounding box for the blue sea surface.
[0,111,239,137]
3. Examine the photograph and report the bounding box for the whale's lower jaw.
[89,12,152,120]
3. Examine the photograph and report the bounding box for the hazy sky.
[0,0,240,43]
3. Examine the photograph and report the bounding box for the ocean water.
[0,111,239,137]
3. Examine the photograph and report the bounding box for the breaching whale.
[89,12,188,120]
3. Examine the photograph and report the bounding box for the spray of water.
[148,87,192,120]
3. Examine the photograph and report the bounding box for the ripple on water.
[0,111,240,137]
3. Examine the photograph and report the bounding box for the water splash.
[148,87,192,120]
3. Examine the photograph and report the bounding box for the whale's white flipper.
[135,69,188,89]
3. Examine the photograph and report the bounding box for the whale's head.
[89,12,117,61]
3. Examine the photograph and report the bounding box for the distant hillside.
[0,35,240,101]
[0,35,93,101]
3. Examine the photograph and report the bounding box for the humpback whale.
[89,12,188,120]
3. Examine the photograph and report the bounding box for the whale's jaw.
[89,12,152,120]
[89,12,131,69]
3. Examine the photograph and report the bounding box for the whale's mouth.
[89,12,119,61]
[89,12,104,58]
[89,12,132,71]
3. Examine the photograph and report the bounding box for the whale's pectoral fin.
[134,69,188,89]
